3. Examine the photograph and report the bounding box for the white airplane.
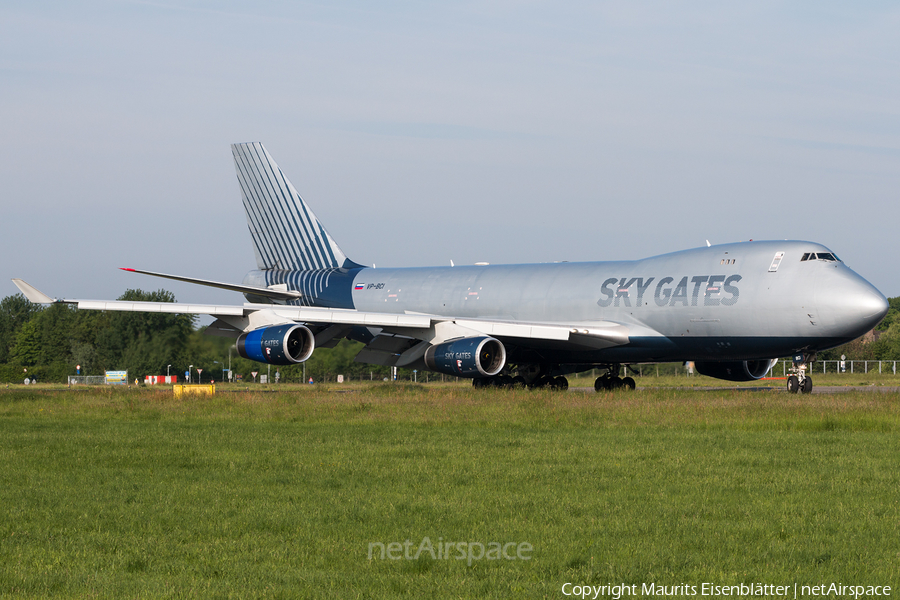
[13,143,889,393]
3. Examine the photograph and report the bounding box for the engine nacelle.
[694,359,777,382]
[424,336,506,378]
[237,324,315,365]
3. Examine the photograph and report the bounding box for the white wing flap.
[453,319,571,341]
[261,305,433,329]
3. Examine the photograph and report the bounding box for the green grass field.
[1,384,898,598]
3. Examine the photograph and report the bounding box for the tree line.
[1,289,898,384]
[0,289,407,384]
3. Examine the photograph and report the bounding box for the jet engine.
[693,359,778,382]
[424,336,506,378]
[236,324,315,365]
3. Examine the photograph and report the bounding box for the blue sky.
[3,1,899,306]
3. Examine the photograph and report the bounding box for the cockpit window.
[801,252,840,263]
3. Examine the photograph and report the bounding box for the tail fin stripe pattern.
[234,164,277,268]
[260,144,330,270]
[235,160,284,270]
[237,145,310,270]
[232,142,351,272]
[262,146,337,270]
[315,220,339,267]
[242,146,311,270]
[251,144,326,270]
[236,143,303,270]
[261,147,330,269]
[234,148,297,270]
[277,162,339,268]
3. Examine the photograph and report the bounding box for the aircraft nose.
[817,270,889,339]
[858,287,890,323]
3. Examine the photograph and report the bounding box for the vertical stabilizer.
[232,142,357,271]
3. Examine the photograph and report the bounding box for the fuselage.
[243,240,888,364]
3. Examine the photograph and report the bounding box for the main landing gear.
[786,353,815,394]
[472,374,570,390]
[594,364,636,392]
[473,375,527,389]
[529,375,569,391]
[471,365,569,390]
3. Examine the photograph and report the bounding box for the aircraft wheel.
[622,376,636,391]
[801,376,813,394]
[594,377,608,392]
[553,376,569,391]
[512,376,527,389]
[786,375,799,394]
[473,377,488,388]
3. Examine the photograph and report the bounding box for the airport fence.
[769,360,898,376]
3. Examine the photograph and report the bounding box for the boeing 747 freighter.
[14,143,888,393]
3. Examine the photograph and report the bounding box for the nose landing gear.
[786,353,815,394]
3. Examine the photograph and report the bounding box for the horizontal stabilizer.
[120,268,302,301]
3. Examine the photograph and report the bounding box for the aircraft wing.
[11,279,632,365]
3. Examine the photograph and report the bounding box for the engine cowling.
[237,324,315,365]
[694,359,777,382]
[424,336,506,378]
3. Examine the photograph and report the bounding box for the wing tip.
[11,279,55,304]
